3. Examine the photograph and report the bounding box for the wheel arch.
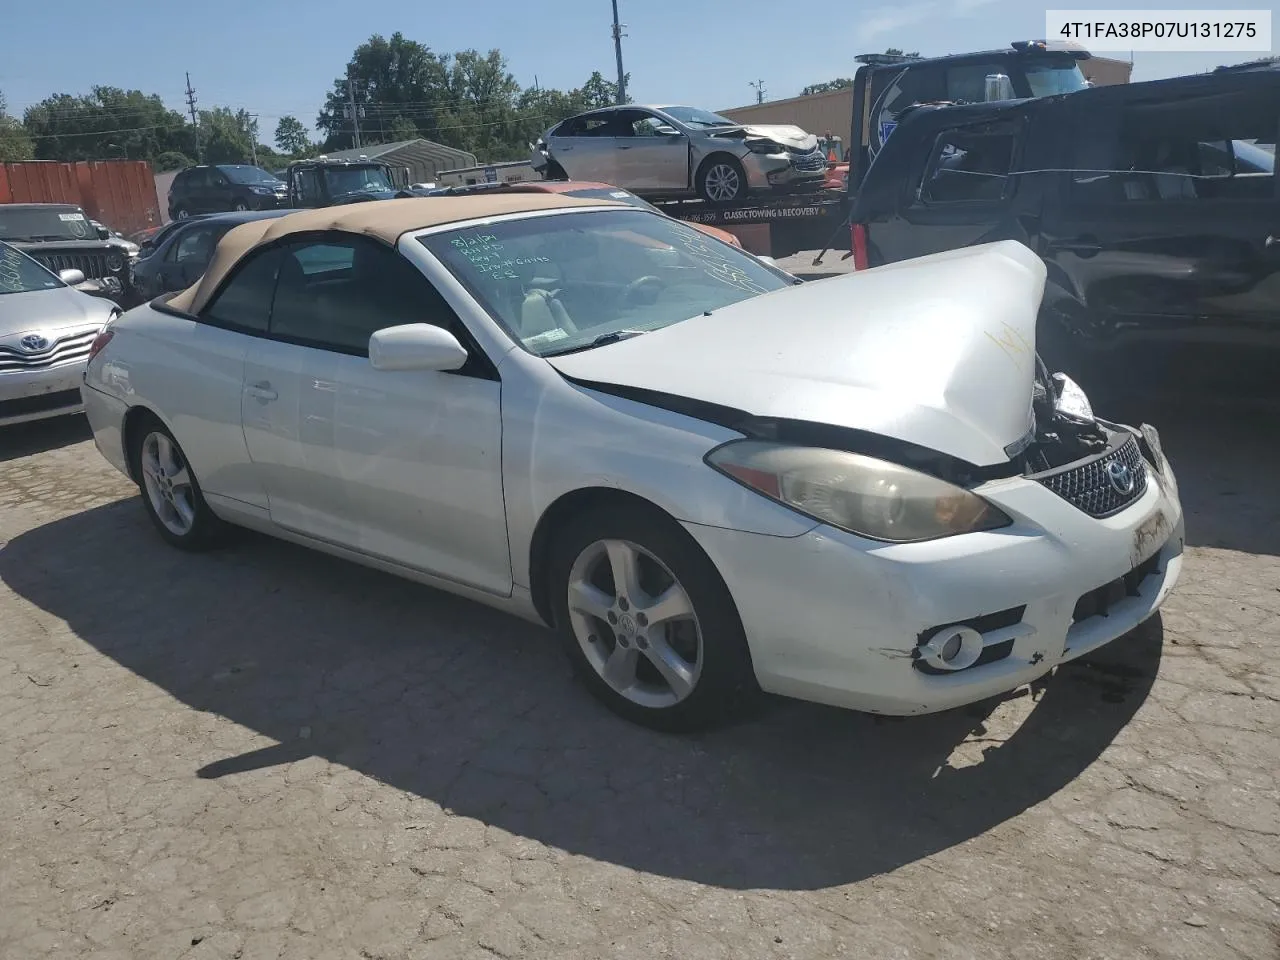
[527,486,684,628]
[120,404,172,484]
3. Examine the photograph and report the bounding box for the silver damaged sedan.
[0,242,119,428]
[530,105,828,204]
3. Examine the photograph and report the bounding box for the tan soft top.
[167,193,621,315]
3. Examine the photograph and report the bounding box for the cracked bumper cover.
[681,445,1184,715]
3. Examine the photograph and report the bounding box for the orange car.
[430,180,744,248]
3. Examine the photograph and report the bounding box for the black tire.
[233,201,251,212]
[127,414,226,551]
[173,206,190,220]
[696,154,747,205]
[547,503,759,732]
[543,159,569,182]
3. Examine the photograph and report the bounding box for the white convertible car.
[81,195,1184,731]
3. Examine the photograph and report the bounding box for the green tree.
[0,90,34,161]
[317,35,634,162]
[23,87,191,162]
[884,48,921,57]
[800,78,855,96]
[153,150,192,172]
[274,115,310,153]
[197,107,255,163]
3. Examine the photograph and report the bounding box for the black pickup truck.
[0,202,134,304]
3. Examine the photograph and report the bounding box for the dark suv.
[168,165,288,219]
[0,203,133,304]
[848,68,1279,382]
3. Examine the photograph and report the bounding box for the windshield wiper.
[13,235,72,242]
[544,329,648,356]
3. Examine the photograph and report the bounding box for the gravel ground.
[0,392,1278,960]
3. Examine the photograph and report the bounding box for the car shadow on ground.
[0,414,91,463]
[0,497,1161,891]
[1105,392,1280,558]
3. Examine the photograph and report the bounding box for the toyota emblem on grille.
[19,334,49,352]
[1106,460,1135,495]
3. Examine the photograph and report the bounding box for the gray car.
[0,242,118,428]
[530,105,827,205]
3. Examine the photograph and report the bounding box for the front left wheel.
[548,504,759,732]
[128,417,226,551]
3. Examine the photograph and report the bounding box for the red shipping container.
[0,160,162,236]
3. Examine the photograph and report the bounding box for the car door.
[616,110,690,191]
[861,116,1032,266]
[549,112,623,184]
[158,222,223,293]
[169,245,287,515]
[1042,85,1280,347]
[251,234,510,594]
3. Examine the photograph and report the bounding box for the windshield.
[0,206,98,242]
[323,165,394,196]
[660,106,737,128]
[219,165,283,186]
[0,242,63,295]
[420,209,791,357]
[1024,58,1090,97]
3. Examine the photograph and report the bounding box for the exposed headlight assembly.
[706,440,1011,543]
[745,140,785,154]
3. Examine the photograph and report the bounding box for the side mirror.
[369,323,468,372]
[59,268,86,285]
[97,227,111,240]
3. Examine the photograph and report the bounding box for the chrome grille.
[1034,434,1147,518]
[790,150,827,173]
[0,330,98,373]
[30,250,115,280]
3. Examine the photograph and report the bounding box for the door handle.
[617,144,632,150]
[246,381,277,402]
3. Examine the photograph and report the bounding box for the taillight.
[851,223,869,271]
[88,329,115,363]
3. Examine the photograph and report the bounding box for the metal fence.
[0,160,163,236]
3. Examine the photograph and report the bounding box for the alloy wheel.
[566,539,704,709]
[140,431,197,537]
[704,164,741,203]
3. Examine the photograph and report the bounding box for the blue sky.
[1,0,1274,141]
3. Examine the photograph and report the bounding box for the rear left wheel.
[548,504,758,732]
[128,417,226,551]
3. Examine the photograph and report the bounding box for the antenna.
[184,72,201,161]
[749,79,767,104]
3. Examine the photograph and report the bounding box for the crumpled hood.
[721,123,818,151]
[546,240,1046,467]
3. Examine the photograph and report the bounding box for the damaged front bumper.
[680,424,1185,715]
[740,151,829,193]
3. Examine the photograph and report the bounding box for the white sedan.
[81,195,1185,731]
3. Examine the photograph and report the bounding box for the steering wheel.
[621,275,665,306]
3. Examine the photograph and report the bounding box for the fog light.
[918,625,984,671]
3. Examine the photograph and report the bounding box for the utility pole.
[345,67,362,149]
[611,0,628,104]
[749,79,767,104]
[184,72,201,161]
[247,113,259,166]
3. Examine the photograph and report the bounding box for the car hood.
[546,241,1046,468]
[711,123,818,151]
[0,284,114,338]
